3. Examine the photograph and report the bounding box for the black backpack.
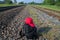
[22,24,38,39]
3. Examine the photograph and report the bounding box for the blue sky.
[0,0,44,3]
[15,0,44,3]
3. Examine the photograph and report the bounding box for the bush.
[56,3,60,6]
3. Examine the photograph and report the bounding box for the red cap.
[25,17,35,28]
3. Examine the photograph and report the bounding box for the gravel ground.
[0,5,60,40]
[31,7,60,26]
[32,6,60,21]
[0,6,26,40]
[9,6,30,40]
[29,6,60,40]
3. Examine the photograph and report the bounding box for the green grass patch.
[0,4,20,7]
[33,5,60,11]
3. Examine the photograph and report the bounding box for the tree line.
[43,0,60,6]
[28,0,60,6]
[0,0,60,6]
[0,0,17,4]
[4,0,13,4]
[18,0,60,6]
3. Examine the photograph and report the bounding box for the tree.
[29,1,35,4]
[9,0,13,4]
[14,0,17,3]
[0,1,5,4]
[44,0,55,5]
[4,0,10,4]
[19,2,24,4]
[56,0,60,6]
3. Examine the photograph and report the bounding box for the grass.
[33,5,60,11]
[31,5,60,18]
[0,4,20,7]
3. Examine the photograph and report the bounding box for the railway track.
[32,6,60,21]
[31,6,60,26]
[0,5,60,40]
[9,6,30,40]
[0,5,46,40]
[29,6,60,40]
[0,6,25,28]
[0,6,27,40]
[0,5,25,12]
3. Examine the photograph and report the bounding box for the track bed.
[0,5,60,40]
